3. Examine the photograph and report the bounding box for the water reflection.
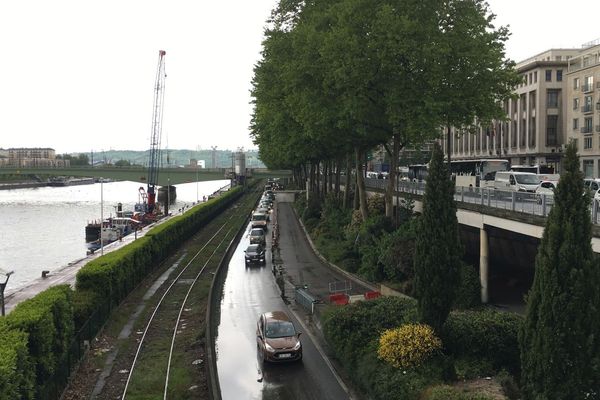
[0,180,229,291]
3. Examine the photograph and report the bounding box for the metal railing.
[294,287,317,314]
[363,178,600,225]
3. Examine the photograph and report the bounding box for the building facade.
[0,148,69,167]
[566,40,600,177]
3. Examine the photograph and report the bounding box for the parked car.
[249,228,266,245]
[256,207,271,220]
[251,212,268,230]
[244,244,266,265]
[256,311,302,363]
[535,180,558,204]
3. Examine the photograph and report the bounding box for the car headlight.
[518,187,526,192]
[265,342,275,352]
[293,341,301,350]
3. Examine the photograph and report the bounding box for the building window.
[583,160,594,178]
[584,117,593,133]
[545,70,552,81]
[557,70,563,81]
[583,76,594,92]
[546,115,558,146]
[574,77,580,90]
[534,71,538,83]
[584,95,593,112]
[573,118,579,130]
[556,55,562,61]
[547,89,559,108]
[584,137,593,149]
[574,97,580,110]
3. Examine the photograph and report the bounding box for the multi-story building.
[0,147,69,167]
[566,39,600,177]
[442,49,580,173]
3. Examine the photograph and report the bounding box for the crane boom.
[147,50,166,213]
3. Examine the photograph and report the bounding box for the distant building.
[0,147,69,167]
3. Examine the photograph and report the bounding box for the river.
[0,179,230,291]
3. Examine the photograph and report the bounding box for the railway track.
[118,187,260,399]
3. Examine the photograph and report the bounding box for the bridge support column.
[480,227,489,304]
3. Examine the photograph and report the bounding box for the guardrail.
[364,178,600,224]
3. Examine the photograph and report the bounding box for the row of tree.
[251,0,520,220]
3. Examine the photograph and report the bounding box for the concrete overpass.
[363,178,600,305]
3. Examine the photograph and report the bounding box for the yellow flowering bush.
[377,323,442,369]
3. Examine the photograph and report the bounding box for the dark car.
[256,311,302,363]
[244,244,266,265]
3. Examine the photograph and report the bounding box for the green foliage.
[367,194,385,216]
[496,369,521,400]
[452,357,495,380]
[414,143,462,332]
[0,321,34,399]
[4,285,74,394]
[442,309,523,374]
[453,264,481,310]
[520,142,600,399]
[357,214,394,281]
[421,385,496,400]
[378,219,418,284]
[323,296,418,367]
[302,195,321,221]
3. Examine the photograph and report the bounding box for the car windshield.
[247,245,261,252]
[515,175,540,185]
[251,229,264,236]
[265,320,296,338]
[253,214,267,221]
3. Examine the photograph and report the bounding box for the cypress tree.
[413,143,461,333]
[519,142,600,398]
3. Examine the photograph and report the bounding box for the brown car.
[256,311,302,363]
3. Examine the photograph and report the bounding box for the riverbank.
[0,177,96,190]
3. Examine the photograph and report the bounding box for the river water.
[0,180,230,291]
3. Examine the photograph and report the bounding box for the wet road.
[215,200,351,400]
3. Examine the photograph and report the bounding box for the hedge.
[0,321,34,399]
[4,285,73,396]
[442,309,523,374]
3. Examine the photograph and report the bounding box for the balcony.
[582,83,594,93]
[581,126,593,134]
[582,105,594,114]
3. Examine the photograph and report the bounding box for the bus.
[510,164,555,175]
[407,159,510,187]
[450,159,510,188]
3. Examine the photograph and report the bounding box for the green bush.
[0,321,34,399]
[442,309,523,374]
[378,219,417,283]
[453,264,481,310]
[453,357,495,380]
[302,195,321,221]
[5,285,74,393]
[323,296,418,367]
[422,385,496,400]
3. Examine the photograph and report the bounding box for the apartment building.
[0,147,69,167]
[442,49,580,173]
[566,40,600,177]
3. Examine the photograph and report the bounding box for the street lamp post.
[0,269,14,316]
[100,179,104,256]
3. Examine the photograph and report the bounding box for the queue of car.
[245,184,304,364]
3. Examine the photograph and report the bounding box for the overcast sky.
[1,0,599,154]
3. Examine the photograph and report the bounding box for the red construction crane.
[147,50,166,213]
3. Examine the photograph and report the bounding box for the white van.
[494,171,540,193]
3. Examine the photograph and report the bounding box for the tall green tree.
[519,142,600,399]
[413,143,461,332]
[434,0,521,163]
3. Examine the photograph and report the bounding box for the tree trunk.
[323,161,328,197]
[447,124,452,164]
[385,133,400,218]
[335,158,341,195]
[344,155,351,209]
[355,146,369,221]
